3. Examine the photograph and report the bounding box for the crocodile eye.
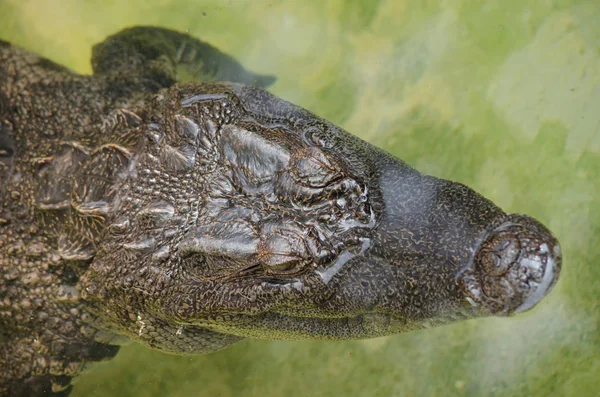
[289,147,342,188]
[264,257,304,273]
[258,230,308,274]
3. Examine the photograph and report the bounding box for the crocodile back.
[0,41,145,396]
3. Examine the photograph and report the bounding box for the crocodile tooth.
[137,201,175,223]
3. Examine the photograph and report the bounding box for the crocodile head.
[82,83,562,342]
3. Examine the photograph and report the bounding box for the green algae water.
[1,0,598,396]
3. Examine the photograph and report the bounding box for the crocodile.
[0,26,562,396]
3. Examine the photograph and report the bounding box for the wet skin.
[0,27,561,396]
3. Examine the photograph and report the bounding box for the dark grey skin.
[0,27,562,396]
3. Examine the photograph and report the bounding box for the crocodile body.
[0,27,561,396]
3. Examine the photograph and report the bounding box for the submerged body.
[0,27,561,396]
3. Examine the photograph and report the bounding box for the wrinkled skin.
[0,27,561,396]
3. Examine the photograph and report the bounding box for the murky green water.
[1,0,598,396]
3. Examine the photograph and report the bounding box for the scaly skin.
[0,27,561,396]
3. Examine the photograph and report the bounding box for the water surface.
[0,0,598,396]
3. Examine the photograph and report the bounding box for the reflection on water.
[1,0,598,396]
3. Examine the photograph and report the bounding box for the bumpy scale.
[0,27,561,396]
